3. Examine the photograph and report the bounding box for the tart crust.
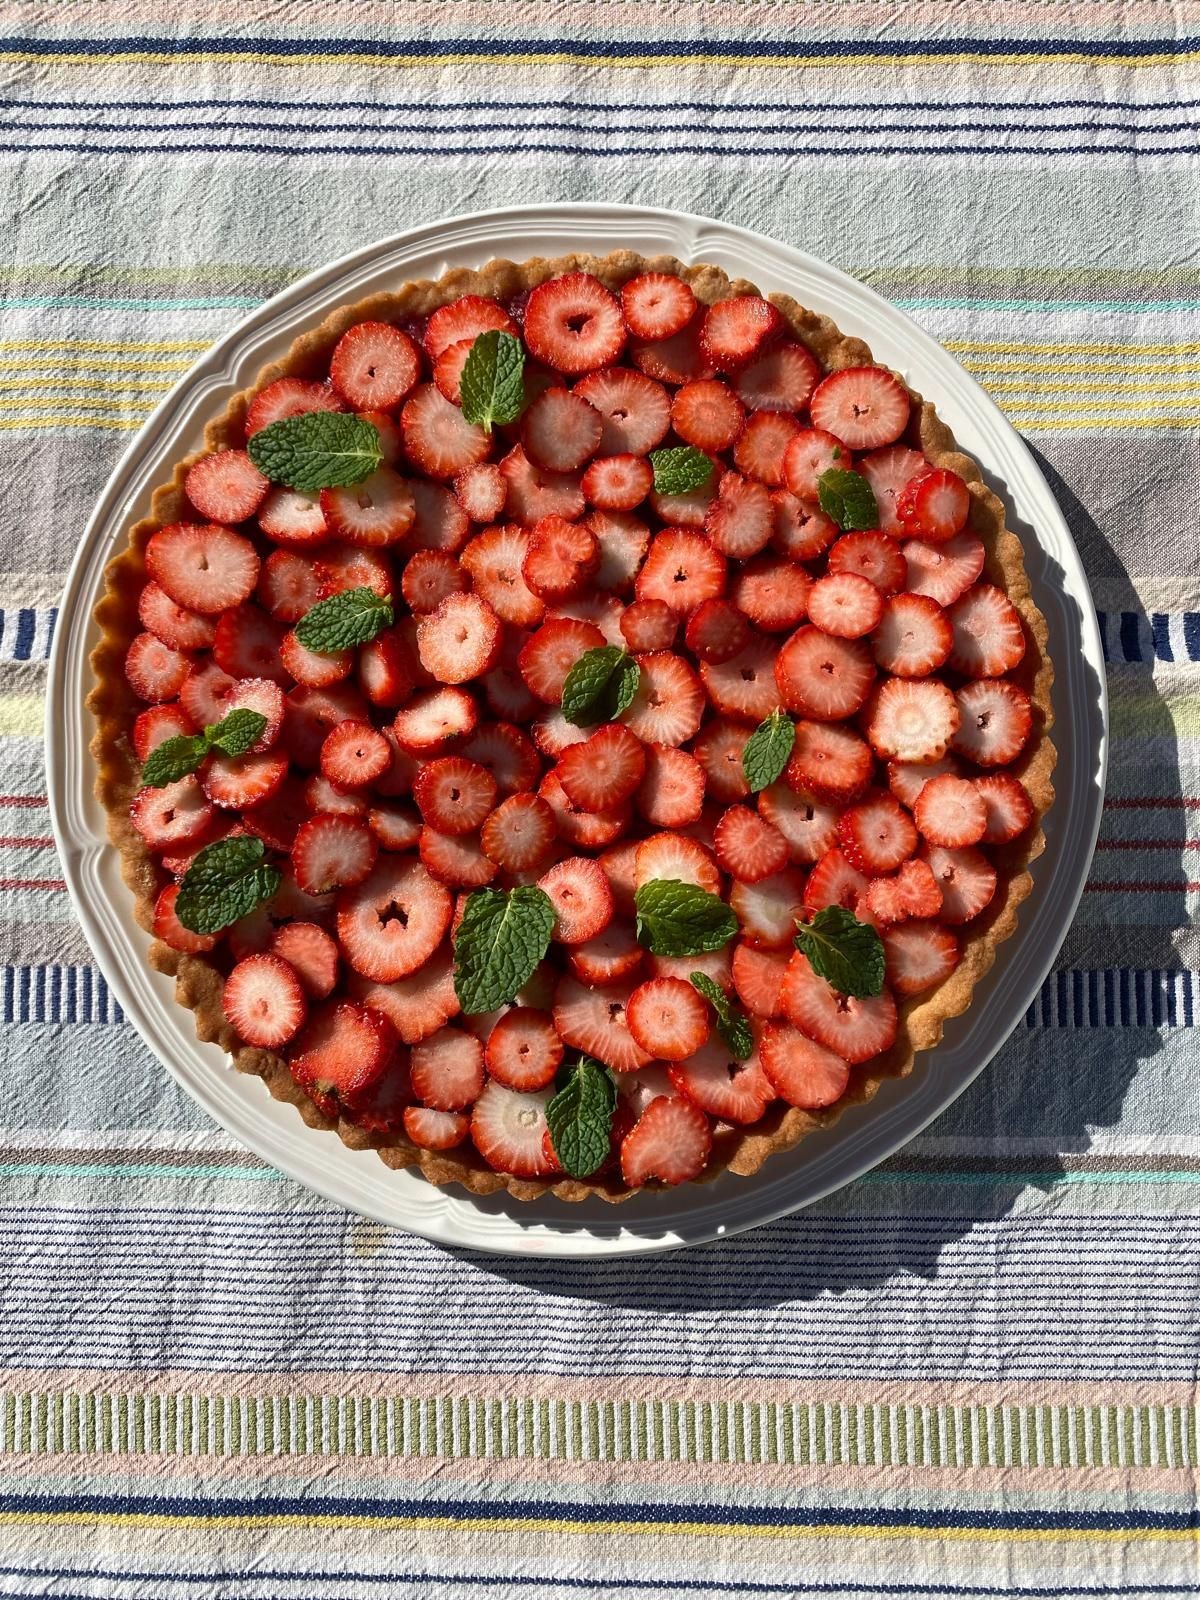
[88,250,1056,1204]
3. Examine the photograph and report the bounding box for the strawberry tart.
[89,250,1055,1202]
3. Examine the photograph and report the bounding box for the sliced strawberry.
[454,461,507,523]
[682,598,748,665]
[700,637,783,725]
[532,710,589,760]
[758,784,840,864]
[634,831,720,895]
[627,977,711,1062]
[567,921,644,986]
[521,516,599,602]
[330,320,421,411]
[729,868,807,948]
[222,953,307,1049]
[291,813,377,894]
[343,1049,414,1135]
[392,686,478,754]
[146,522,260,614]
[700,295,783,371]
[403,1105,470,1149]
[548,591,625,647]
[807,572,884,640]
[124,632,190,703]
[569,368,672,458]
[470,1080,559,1177]
[827,532,907,598]
[212,604,288,686]
[782,952,897,1063]
[775,627,875,721]
[539,769,629,851]
[499,445,586,527]
[882,919,961,997]
[621,1095,711,1186]
[314,543,394,601]
[367,802,422,852]
[347,944,460,1045]
[649,457,720,530]
[270,921,339,999]
[424,295,518,360]
[871,592,951,678]
[287,1000,395,1119]
[729,555,812,636]
[553,973,653,1073]
[280,631,353,689]
[781,428,850,499]
[947,584,1027,678]
[902,531,986,607]
[671,379,745,453]
[317,720,391,791]
[705,471,773,559]
[634,743,705,829]
[731,941,789,1018]
[737,337,822,409]
[524,272,625,374]
[305,772,366,817]
[459,525,543,627]
[857,446,927,536]
[634,529,726,616]
[283,681,371,768]
[133,702,196,764]
[137,581,217,653]
[179,659,236,729]
[599,840,641,917]
[483,1006,564,1092]
[713,805,788,884]
[630,313,714,386]
[480,634,539,725]
[838,792,918,874]
[557,723,646,813]
[951,680,1033,767]
[320,467,415,548]
[868,677,960,763]
[419,826,497,888]
[405,479,471,555]
[887,754,962,811]
[522,387,603,473]
[219,680,284,752]
[256,549,320,625]
[130,775,215,852]
[809,366,910,451]
[432,337,479,406]
[620,598,677,653]
[733,410,803,487]
[410,1025,484,1111]
[770,490,839,562]
[622,651,706,747]
[690,720,750,803]
[183,447,270,525]
[620,272,698,340]
[804,846,869,912]
[398,549,465,617]
[896,466,971,542]
[152,881,219,954]
[538,855,615,944]
[460,722,539,798]
[975,773,1035,843]
[413,756,497,835]
[913,772,988,847]
[863,857,943,926]
[401,383,491,479]
[920,842,997,924]
[244,377,343,438]
[336,856,452,981]
[759,1023,850,1109]
[785,721,872,806]
[580,453,654,513]
[414,592,502,687]
[242,775,309,851]
[518,617,605,703]
[202,750,289,811]
[258,487,328,548]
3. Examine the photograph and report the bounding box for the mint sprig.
[817,468,879,531]
[459,331,526,431]
[175,836,282,936]
[634,879,738,957]
[140,707,268,789]
[795,905,885,999]
[742,709,795,794]
[247,410,383,493]
[560,646,640,727]
[545,1057,617,1179]
[294,586,394,652]
[690,971,753,1062]
[453,885,555,1014]
[650,446,714,496]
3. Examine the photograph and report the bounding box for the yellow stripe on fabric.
[0,359,193,373]
[982,380,1200,394]
[1012,416,1200,431]
[961,361,1200,375]
[945,341,1200,355]
[0,340,207,354]
[0,417,141,432]
[0,378,174,392]
[0,697,45,735]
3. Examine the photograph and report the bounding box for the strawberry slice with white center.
[408,481,471,555]
[809,366,911,451]
[557,723,647,812]
[729,868,807,949]
[781,952,898,1064]
[807,572,884,640]
[620,272,698,340]
[868,677,961,763]
[713,805,788,884]
[367,802,423,853]
[329,320,421,411]
[146,522,260,614]
[470,1080,560,1177]
[781,428,850,499]
[257,550,321,624]
[424,295,518,360]
[124,632,190,703]
[758,784,840,864]
[882,920,961,996]
[348,944,460,1045]
[913,773,988,847]
[759,1023,850,1110]
[902,532,986,606]
[630,310,714,386]
[771,490,839,562]
[320,720,392,791]
[480,792,557,871]
[524,272,626,375]
[270,921,339,999]
[634,830,720,896]
[461,525,546,627]
[920,842,997,924]
[699,637,783,725]
[410,1025,484,1111]
[733,411,803,487]
[244,377,343,437]
[550,591,626,647]
[538,856,615,944]
[401,384,491,479]
[700,296,784,372]
[785,720,873,807]
[258,487,328,548]
[649,459,720,530]
[499,445,586,526]
[184,448,269,526]
[951,680,1033,767]
[896,466,971,542]
[827,531,908,596]
[223,953,307,1049]
[522,387,603,473]
[857,446,927,535]
[518,617,606,703]
[403,1106,470,1150]
[280,631,353,690]
[138,581,217,653]
[636,743,705,828]
[581,455,654,513]
[838,792,919,875]
[705,472,774,559]
[539,769,628,852]
[553,973,654,1073]
[484,1006,564,1091]
[863,857,943,926]
[320,466,416,548]
[886,755,962,811]
[416,592,503,685]
[433,339,476,406]
[734,341,821,413]
[152,881,218,954]
[669,1037,776,1123]
[287,1000,396,1119]
[454,462,507,523]
[291,813,378,895]
[730,555,812,635]
[336,856,452,982]
[683,599,749,665]
[127,776,213,853]
[975,773,1035,843]
[419,826,498,888]
[413,755,498,836]
[775,627,876,721]
[203,750,289,811]
[305,773,366,817]
[391,686,479,754]
[620,1095,712,1187]
[522,517,600,602]
[731,941,789,1018]
[567,922,644,987]
[947,584,1027,677]
[872,593,952,677]
[804,846,869,913]
[626,976,711,1060]
[133,703,196,763]
[180,659,237,729]
[401,550,467,615]
[671,379,746,453]
[691,720,750,803]
[634,529,727,617]
[573,368,672,457]
[212,604,288,686]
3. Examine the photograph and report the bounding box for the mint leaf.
[453,885,555,1014]
[247,410,383,493]
[634,879,738,957]
[545,1057,617,1179]
[742,709,795,794]
[295,586,394,652]
[175,836,282,936]
[560,646,640,728]
[140,733,210,789]
[650,446,714,496]
[795,905,885,998]
[690,971,754,1062]
[459,331,526,431]
[206,708,267,758]
[817,468,878,531]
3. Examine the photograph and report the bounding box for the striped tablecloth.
[3,5,1198,1595]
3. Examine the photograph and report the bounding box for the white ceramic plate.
[47,204,1107,1258]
